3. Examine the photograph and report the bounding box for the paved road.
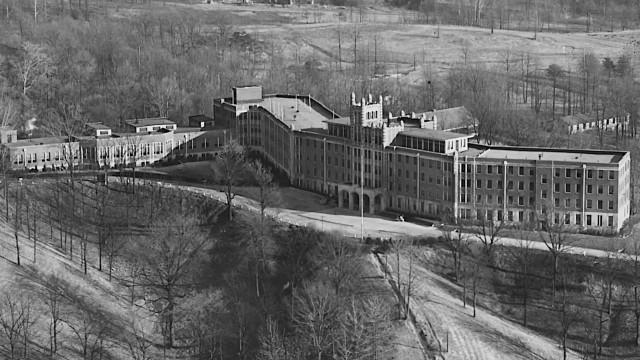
[141,178,633,261]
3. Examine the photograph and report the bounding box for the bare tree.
[65,308,108,360]
[293,283,338,360]
[472,217,504,266]
[441,225,468,281]
[258,316,286,360]
[137,214,208,348]
[0,293,27,360]
[509,236,535,327]
[536,206,573,307]
[124,315,153,360]
[213,140,246,222]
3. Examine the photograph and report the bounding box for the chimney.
[411,112,416,118]
[379,95,383,104]
[401,110,405,116]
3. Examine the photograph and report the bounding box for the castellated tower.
[350,93,384,128]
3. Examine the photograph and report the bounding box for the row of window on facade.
[396,136,446,153]
[465,164,617,181]
[14,150,76,164]
[461,192,615,211]
[470,179,616,194]
[460,208,615,227]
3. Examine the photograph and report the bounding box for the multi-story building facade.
[0,118,230,171]
[216,86,631,232]
[0,85,630,232]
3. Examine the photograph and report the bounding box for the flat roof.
[125,118,175,127]
[260,96,330,130]
[87,122,110,130]
[399,128,471,141]
[477,147,625,164]
[325,117,351,126]
[5,136,70,148]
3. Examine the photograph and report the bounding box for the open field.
[149,1,640,83]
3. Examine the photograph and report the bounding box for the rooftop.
[125,118,176,127]
[560,110,625,126]
[5,136,70,148]
[260,96,331,131]
[399,128,471,141]
[425,106,476,131]
[86,122,110,130]
[476,146,626,164]
[325,117,351,126]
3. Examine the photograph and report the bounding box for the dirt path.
[389,253,581,360]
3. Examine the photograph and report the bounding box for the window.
[565,184,571,193]
[576,214,582,225]
[577,170,582,178]
[508,166,514,175]
[487,210,494,220]
[609,186,615,195]
[498,166,503,174]
[488,195,493,204]
[598,170,604,179]
[608,216,614,227]
[587,185,593,194]
[575,199,581,208]
[530,168,535,176]
[519,167,524,176]
[497,210,503,221]
[565,213,570,225]
[529,197,535,205]
[587,215,592,226]
[597,215,603,227]
[587,199,593,209]
[587,170,593,179]
[609,200,614,210]
[487,180,493,189]
[597,185,603,194]
[518,211,524,222]
[477,164,482,173]
[508,196,514,204]
[508,211,514,221]
[554,183,560,193]
[529,182,534,190]
[554,213,560,224]
[609,171,615,180]
[518,196,524,206]
[477,179,482,189]
[566,169,571,177]
[541,175,548,184]
[477,194,482,203]
[576,184,582,193]
[487,165,493,174]
[555,198,560,207]
[519,181,524,190]
[597,200,603,210]
[498,196,503,205]
[498,180,503,189]
[507,181,513,190]
[541,190,547,199]
[565,198,571,207]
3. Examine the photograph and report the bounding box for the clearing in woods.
[157,1,639,82]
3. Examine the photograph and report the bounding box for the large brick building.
[215,86,631,232]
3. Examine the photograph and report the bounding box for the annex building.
[215,86,631,232]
